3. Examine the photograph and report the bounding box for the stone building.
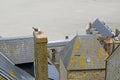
[0,36,59,80]
[59,35,108,80]
[86,19,115,55]
[106,44,120,80]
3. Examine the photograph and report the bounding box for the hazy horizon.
[0,0,120,41]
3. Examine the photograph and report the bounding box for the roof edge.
[68,68,105,71]
[106,44,120,61]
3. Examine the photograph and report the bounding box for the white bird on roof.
[32,27,38,31]
[32,27,40,32]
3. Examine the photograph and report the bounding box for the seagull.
[32,27,38,31]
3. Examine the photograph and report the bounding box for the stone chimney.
[33,29,48,80]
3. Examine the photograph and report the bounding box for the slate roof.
[60,35,108,70]
[92,19,113,39]
[0,36,34,64]
[0,36,68,64]
[0,52,35,80]
[0,51,59,80]
[48,64,59,80]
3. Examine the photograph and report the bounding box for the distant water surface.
[0,0,120,41]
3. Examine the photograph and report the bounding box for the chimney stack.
[33,29,48,80]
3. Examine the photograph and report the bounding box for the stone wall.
[68,69,105,80]
[60,58,67,80]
